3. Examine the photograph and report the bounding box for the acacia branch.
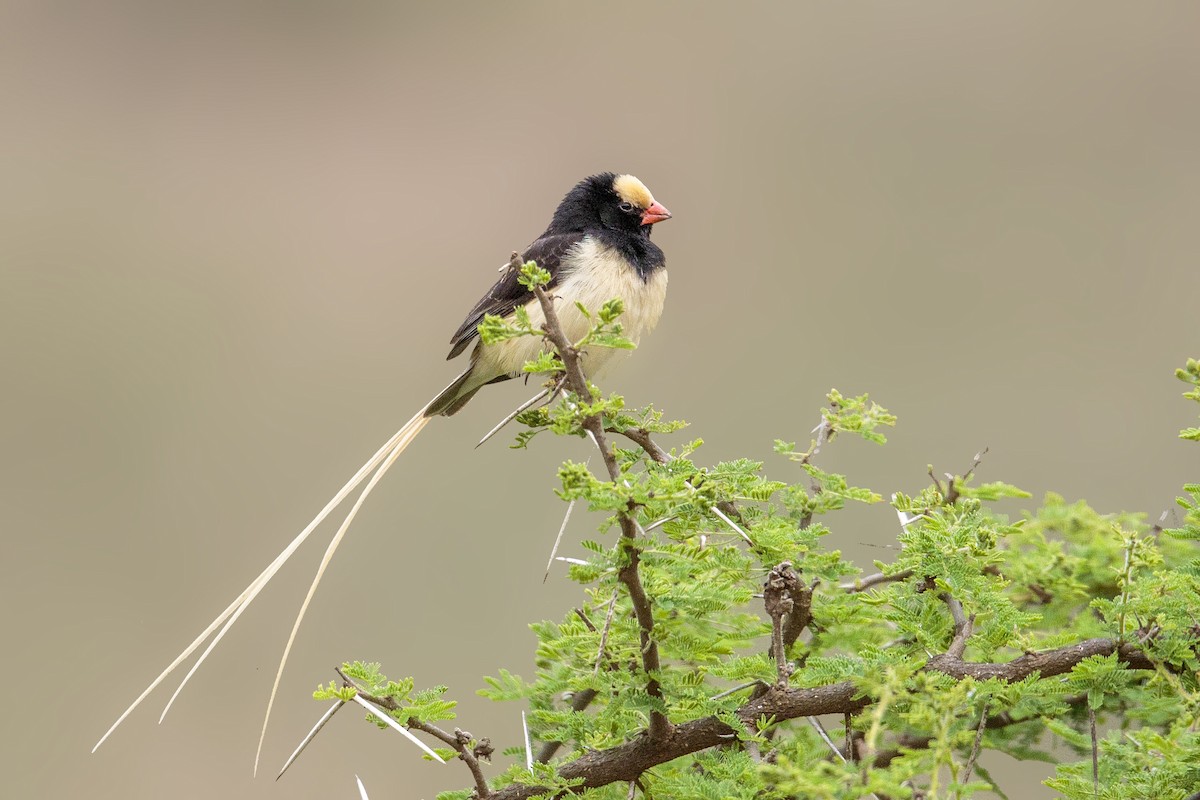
[485,638,1155,799]
[841,569,914,593]
[940,592,974,659]
[610,426,672,465]
[520,254,670,742]
[339,668,492,797]
[961,699,989,784]
[494,264,1159,798]
[944,448,988,504]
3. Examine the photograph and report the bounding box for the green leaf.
[517,260,552,289]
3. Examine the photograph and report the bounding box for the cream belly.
[473,236,668,383]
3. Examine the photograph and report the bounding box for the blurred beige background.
[2,2,1198,798]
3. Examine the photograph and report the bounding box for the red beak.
[641,201,672,226]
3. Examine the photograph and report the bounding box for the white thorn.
[522,710,533,773]
[256,413,433,774]
[644,515,676,532]
[476,388,550,449]
[276,700,344,781]
[711,506,752,545]
[547,500,578,578]
[350,694,446,763]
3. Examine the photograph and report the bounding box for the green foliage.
[516,260,553,290]
[322,321,1200,797]
[1177,357,1200,441]
[314,660,457,731]
[1043,725,1200,799]
[1165,364,1200,541]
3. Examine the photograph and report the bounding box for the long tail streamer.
[253,409,432,774]
[93,375,455,759]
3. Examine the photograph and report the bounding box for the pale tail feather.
[94,368,467,754]
[157,408,427,724]
[94,423,407,752]
[92,583,254,753]
[253,409,433,774]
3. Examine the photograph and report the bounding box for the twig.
[1089,706,1099,796]
[961,700,989,787]
[943,593,966,628]
[931,448,989,504]
[611,426,673,465]
[448,727,491,798]
[927,466,945,497]
[794,415,836,529]
[961,448,988,483]
[1117,531,1137,641]
[341,668,491,793]
[940,593,974,659]
[594,587,619,676]
[840,569,914,593]
[574,607,598,632]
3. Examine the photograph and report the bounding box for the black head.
[544,173,671,237]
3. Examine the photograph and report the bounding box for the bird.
[94,172,672,772]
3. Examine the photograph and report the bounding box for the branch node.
[764,562,801,684]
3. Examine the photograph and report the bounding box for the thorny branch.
[485,638,1157,799]
[518,253,671,742]
[463,267,1159,797]
[609,425,672,465]
[940,592,975,660]
[961,699,990,785]
[930,448,989,505]
[336,667,493,798]
[841,569,915,593]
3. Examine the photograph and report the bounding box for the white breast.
[475,236,668,382]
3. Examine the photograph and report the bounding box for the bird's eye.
[618,201,635,213]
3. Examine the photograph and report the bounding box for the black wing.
[446,232,585,359]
